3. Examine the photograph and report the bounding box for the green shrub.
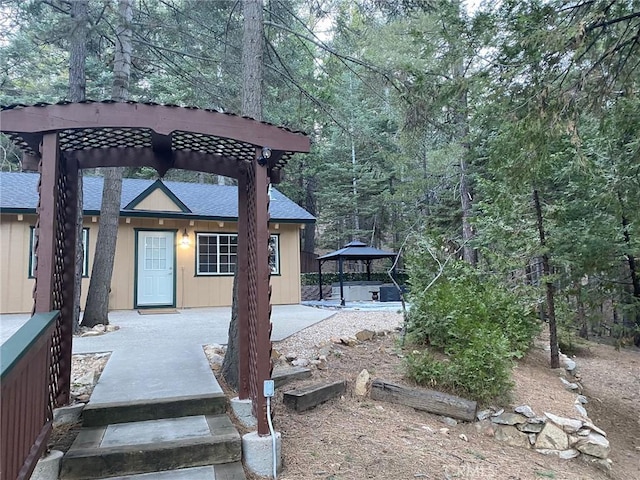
[404,242,540,403]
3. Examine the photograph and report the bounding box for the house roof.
[0,172,315,223]
[317,240,396,261]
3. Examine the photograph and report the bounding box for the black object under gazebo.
[317,240,397,305]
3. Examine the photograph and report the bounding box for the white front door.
[136,231,175,307]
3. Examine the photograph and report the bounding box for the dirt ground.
[263,328,640,480]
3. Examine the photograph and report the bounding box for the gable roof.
[0,172,315,223]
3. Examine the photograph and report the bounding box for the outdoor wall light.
[258,146,272,166]
[181,228,190,248]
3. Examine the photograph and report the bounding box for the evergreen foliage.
[405,242,540,402]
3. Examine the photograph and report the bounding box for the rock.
[582,421,607,437]
[459,434,468,442]
[354,369,370,396]
[105,324,119,332]
[292,358,310,367]
[491,412,528,426]
[76,394,90,403]
[474,420,495,437]
[560,377,581,392]
[315,357,328,370]
[576,433,610,459]
[514,405,536,418]
[494,425,530,449]
[517,421,544,433]
[92,324,106,332]
[564,358,577,373]
[438,428,449,435]
[81,330,103,337]
[528,434,536,445]
[271,349,282,361]
[340,337,358,347]
[535,422,569,450]
[440,416,457,427]
[491,408,505,417]
[330,336,342,344]
[581,456,613,472]
[576,428,591,437]
[574,403,589,418]
[476,409,493,421]
[536,448,580,459]
[355,329,375,342]
[208,353,224,366]
[74,370,96,386]
[575,395,588,405]
[544,412,583,433]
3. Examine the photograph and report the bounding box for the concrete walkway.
[76,305,334,404]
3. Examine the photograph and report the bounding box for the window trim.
[29,226,89,278]
[195,232,238,276]
[194,232,281,277]
[269,233,281,276]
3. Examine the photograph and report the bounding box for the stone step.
[60,415,241,480]
[94,463,246,479]
[82,393,228,427]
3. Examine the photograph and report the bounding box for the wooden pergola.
[0,101,310,445]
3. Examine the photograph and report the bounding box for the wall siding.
[1,214,303,313]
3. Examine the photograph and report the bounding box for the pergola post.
[34,133,60,313]
[239,151,273,436]
[318,260,323,300]
[237,171,250,400]
[34,133,78,407]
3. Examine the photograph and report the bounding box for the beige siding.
[132,189,183,212]
[1,214,305,314]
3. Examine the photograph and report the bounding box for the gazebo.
[0,100,309,480]
[317,240,397,305]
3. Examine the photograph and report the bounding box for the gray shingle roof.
[0,172,315,223]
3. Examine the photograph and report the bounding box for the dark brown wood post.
[34,133,61,313]
[57,156,79,405]
[252,149,272,436]
[237,168,250,400]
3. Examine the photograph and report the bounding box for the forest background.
[1,0,639,348]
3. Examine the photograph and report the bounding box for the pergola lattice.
[0,100,310,436]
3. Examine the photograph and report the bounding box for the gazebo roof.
[317,240,397,261]
[0,100,310,183]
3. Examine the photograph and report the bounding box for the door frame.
[133,228,178,309]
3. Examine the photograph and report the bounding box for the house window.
[29,227,89,278]
[196,233,280,276]
[197,233,238,275]
[269,234,280,275]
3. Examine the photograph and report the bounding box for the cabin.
[0,171,314,314]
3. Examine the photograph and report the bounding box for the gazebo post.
[366,259,371,281]
[318,259,323,300]
[338,257,345,306]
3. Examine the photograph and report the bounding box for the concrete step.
[94,463,246,479]
[60,415,241,480]
[82,392,228,427]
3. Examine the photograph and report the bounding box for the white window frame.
[195,232,280,276]
[30,227,89,278]
[196,233,238,276]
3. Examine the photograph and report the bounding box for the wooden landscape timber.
[272,366,313,389]
[283,380,347,412]
[370,379,477,421]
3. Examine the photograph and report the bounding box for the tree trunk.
[222,0,265,390]
[82,0,131,327]
[619,198,640,346]
[68,0,88,334]
[576,282,588,339]
[450,2,475,266]
[533,189,559,368]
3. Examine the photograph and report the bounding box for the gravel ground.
[274,310,405,360]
